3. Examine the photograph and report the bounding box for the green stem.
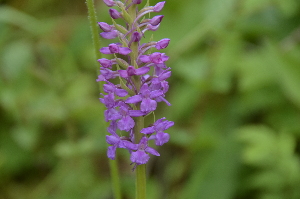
[86,1,122,199]
[127,1,147,198]
[109,159,122,199]
[136,164,146,199]
[134,116,146,199]
[86,0,101,60]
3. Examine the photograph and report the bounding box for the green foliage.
[1,0,300,198]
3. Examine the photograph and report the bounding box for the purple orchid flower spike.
[96,0,173,169]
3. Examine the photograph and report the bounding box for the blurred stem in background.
[86,0,122,199]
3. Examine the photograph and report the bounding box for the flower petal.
[107,121,118,135]
[155,132,170,146]
[145,147,160,156]
[107,145,117,160]
[117,116,135,132]
[115,88,128,97]
[135,66,150,75]
[118,69,129,78]
[98,58,113,68]
[123,140,138,150]
[100,31,118,39]
[105,108,122,121]
[125,95,143,103]
[100,47,112,54]
[159,71,171,81]
[128,110,145,117]
[140,126,155,134]
[118,47,132,55]
[139,55,150,63]
[141,98,157,112]
[130,151,150,165]
[106,135,119,145]
[150,90,163,98]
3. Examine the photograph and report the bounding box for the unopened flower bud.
[109,43,120,53]
[133,0,142,4]
[155,38,170,50]
[98,58,114,68]
[103,0,115,7]
[149,15,164,26]
[127,66,136,76]
[100,30,118,39]
[132,31,142,42]
[153,1,165,12]
[109,8,122,19]
[98,22,113,32]
[146,24,160,32]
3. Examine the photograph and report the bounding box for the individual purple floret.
[97,58,115,68]
[124,137,160,165]
[98,0,173,167]
[118,66,150,78]
[141,117,174,146]
[125,83,164,113]
[106,121,126,160]
[100,43,132,55]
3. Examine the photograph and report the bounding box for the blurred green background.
[1,0,300,198]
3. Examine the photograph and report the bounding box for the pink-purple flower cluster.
[97,0,173,166]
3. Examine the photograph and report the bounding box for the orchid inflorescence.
[97,0,173,168]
